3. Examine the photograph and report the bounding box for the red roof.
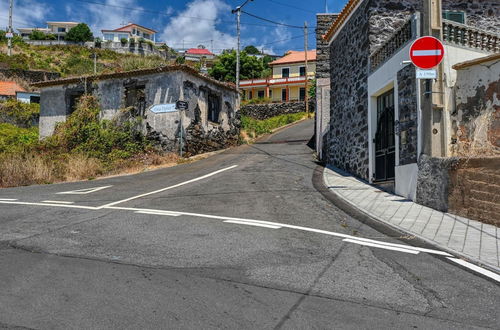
[0,81,26,96]
[186,48,214,56]
[270,50,316,65]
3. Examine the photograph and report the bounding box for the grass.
[240,112,308,140]
[0,42,169,77]
[0,96,179,188]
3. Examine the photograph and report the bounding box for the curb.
[313,165,500,276]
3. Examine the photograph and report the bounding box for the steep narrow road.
[0,119,498,329]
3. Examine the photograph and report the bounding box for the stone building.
[318,0,499,222]
[33,65,239,155]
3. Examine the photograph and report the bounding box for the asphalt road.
[0,119,499,329]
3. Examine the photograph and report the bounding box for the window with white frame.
[118,33,129,40]
[103,33,114,41]
[299,66,306,77]
[281,67,290,78]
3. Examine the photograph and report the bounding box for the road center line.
[0,201,99,210]
[0,198,18,201]
[97,165,238,209]
[42,200,74,204]
[446,257,500,282]
[135,210,181,217]
[343,238,420,254]
[224,220,282,229]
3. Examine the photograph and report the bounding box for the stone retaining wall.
[0,69,60,83]
[239,101,314,120]
[448,158,500,226]
[416,155,500,226]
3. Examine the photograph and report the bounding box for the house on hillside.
[239,50,316,102]
[318,0,499,221]
[101,23,157,43]
[18,22,80,40]
[184,48,216,62]
[33,65,239,155]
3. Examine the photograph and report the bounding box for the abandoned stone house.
[33,65,239,155]
[316,0,499,224]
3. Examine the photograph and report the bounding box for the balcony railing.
[370,16,415,72]
[443,19,499,53]
[240,74,314,87]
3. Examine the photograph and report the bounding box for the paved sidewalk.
[323,166,500,273]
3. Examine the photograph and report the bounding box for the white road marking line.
[0,201,99,210]
[412,50,442,56]
[343,238,420,254]
[0,201,454,257]
[343,236,452,256]
[446,257,500,282]
[41,200,74,204]
[0,198,17,201]
[135,211,181,217]
[224,220,282,229]
[57,185,113,195]
[98,165,238,208]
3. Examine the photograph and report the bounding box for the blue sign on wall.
[149,103,177,113]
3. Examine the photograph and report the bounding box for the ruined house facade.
[319,0,499,222]
[34,66,239,155]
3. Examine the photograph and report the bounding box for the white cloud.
[0,0,51,28]
[255,25,293,55]
[160,0,236,53]
[83,0,144,37]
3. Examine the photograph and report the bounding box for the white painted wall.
[395,163,418,200]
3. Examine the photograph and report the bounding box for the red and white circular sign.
[409,36,445,69]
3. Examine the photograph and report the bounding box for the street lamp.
[232,0,254,93]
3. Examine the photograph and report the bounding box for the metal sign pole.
[179,109,183,158]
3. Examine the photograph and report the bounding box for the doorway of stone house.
[374,89,395,182]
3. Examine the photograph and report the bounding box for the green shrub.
[241,112,307,136]
[65,23,93,42]
[0,123,38,153]
[0,100,40,128]
[51,95,150,166]
[120,38,128,44]
[29,30,47,40]
[46,34,57,40]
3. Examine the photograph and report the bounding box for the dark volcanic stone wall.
[316,14,338,79]
[443,0,500,33]
[327,0,370,179]
[369,0,499,53]
[397,65,418,165]
[240,101,314,120]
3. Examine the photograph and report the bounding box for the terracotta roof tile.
[0,81,26,96]
[269,50,316,66]
[186,48,214,55]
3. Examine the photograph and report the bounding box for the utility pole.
[232,0,253,93]
[7,0,13,56]
[304,21,309,116]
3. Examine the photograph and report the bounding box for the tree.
[209,50,266,83]
[243,45,260,55]
[65,23,93,42]
[29,29,47,40]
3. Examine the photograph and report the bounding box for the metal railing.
[369,16,415,72]
[443,19,500,53]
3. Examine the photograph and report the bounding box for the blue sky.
[1,0,347,54]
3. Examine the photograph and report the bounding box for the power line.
[241,10,303,28]
[71,0,281,28]
[265,0,318,14]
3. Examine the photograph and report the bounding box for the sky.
[0,0,347,55]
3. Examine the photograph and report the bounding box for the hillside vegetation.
[0,40,168,78]
[0,97,178,187]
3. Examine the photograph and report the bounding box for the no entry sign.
[409,36,444,69]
